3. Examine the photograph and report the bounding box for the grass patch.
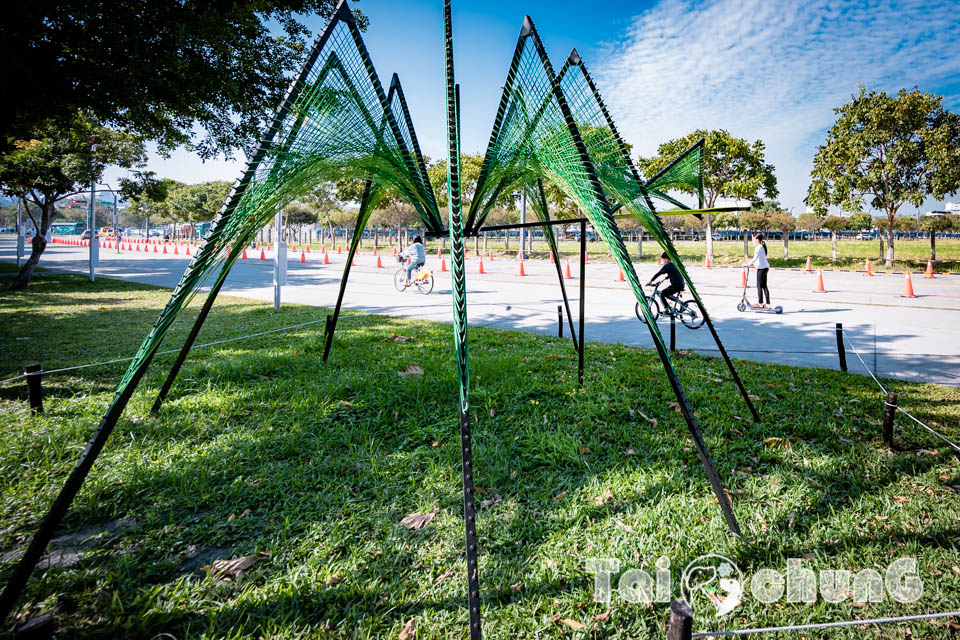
[1,272,959,639]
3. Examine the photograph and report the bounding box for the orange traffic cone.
[437,246,442,258]
[373,247,378,256]
[306,245,310,253]
[864,258,873,276]
[338,245,342,254]
[174,245,179,254]
[375,254,382,268]
[704,255,712,269]
[300,251,306,263]
[488,250,494,261]
[517,260,526,276]
[549,251,554,264]
[925,260,935,279]
[260,249,266,260]
[392,246,397,256]
[516,250,522,261]
[291,244,297,252]
[739,267,747,288]
[351,255,356,266]
[616,268,625,282]
[242,249,248,259]
[162,244,167,254]
[185,246,191,256]
[901,272,916,297]
[565,259,573,279]
[814,268,826,292]
[323,252,330,265]
[804,256,813,273]
[478,258,485,274]
[584,252,589,264]
[438,256,446,272]
[153,244,158,253]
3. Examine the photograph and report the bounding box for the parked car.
[81,230,91,240]
[855,232,871,240]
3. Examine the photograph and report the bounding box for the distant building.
[946,202,960,213]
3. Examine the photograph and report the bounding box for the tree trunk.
[831,231,837,260]
[504,230,510,252]
[705,213,714,261]
[743,231,749,257]
[374,227,379,249]
[885,214,895,266]
[637,229,643,258]
[783,231,789,259]
[483,231,488,252]
[474,234,479,255]
[12,200,55,291]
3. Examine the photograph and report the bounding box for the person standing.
[746,233,771,308]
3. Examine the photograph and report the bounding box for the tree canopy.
[806,85,960,264]
[1,1,366,159]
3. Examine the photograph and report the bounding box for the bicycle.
[394,256,435,295]
[634,279,705,329]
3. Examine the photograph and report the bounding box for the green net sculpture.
[1,3,761,637]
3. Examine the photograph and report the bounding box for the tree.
[166,181,232,225]
[797,213,822,240]
[821,215,849,260]
[637,129,778,262]
[768,211,797,258]
[303,182,343,245]
[0,112,149,290]
[895,216,918,234]
[1,1,366,159]
[847,212,873,233]
[806,86,960,266]
[920,213,954,261]
[739,209,771,258]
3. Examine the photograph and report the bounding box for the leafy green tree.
[637,129,778,262]
[283,202,319,244]
[895,216,918,234]
[768,211,797,258]
[920,213,954,261]
[166,181,232,225]
[821,215,849,260]
[0,112,148,290]
[806,86,960,265]
[302,182,343,245]
[797,213,822,239]
[1,1,366,159]
[848,212,873,233]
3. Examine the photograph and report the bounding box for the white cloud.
[593,0,960,212]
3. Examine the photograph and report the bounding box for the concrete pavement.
[3,237,959,386]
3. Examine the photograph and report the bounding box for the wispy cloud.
[594,0,960,210]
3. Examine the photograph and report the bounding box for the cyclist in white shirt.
[746,233,771,308]
[401,235,426,286]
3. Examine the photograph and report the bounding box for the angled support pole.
[578,220,586,386]
[534,180,578,352]
[322,181,378,362]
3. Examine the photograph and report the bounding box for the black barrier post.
[667,600,693,640]
[836,323,847,372]
[670,313,676,352]
[882,391,898,447]
[25,364,42,415]
[557,305,563,338]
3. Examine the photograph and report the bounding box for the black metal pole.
[25,364,42,415]
[699,312,760,423]
[151,265,231,414]
[836,322,847,372]
[578,220,586,387]
[459,409,482,639]
[322,242,361,362]
[882,391,898,447]
[667,600,694,640]
[557,305,563,338]
[0,349,159,622]
[536,180,578,351]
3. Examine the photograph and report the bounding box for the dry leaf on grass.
[435,568,454,583]
[554,617,585,630]
[481,495,502,509]
[391,334,413,343]
[892,495,910,503]
[764,437,792,450]
[400,509,438,530]
[510,581,523,592]
[205,555,257,579]
[398,364,424,378]
[399,618,416,639]
[554,491,568,500]
[668,402,682,413]
[324,574,344,586]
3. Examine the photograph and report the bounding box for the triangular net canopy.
[114,1,440,397]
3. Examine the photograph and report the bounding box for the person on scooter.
[647,252,684,305]
[745,233,770,309]
[401,235,426,286]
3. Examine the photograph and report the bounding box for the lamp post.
[16,199,24,268]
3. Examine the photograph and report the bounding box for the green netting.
[109,2,440,404]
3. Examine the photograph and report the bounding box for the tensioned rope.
[842,332,960,454]
[692,610,960,637]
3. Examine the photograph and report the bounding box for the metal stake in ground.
[25,364,43,414]
[668,599,694,640]
[836,323,847,372]
[883,391,898,447]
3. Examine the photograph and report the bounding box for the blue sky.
[107,0,960,213]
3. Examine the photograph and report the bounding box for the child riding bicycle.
[646,252,684,306]
[401,235,426,286]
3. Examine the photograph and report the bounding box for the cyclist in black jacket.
[647,252,685,303]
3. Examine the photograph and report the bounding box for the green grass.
[1,273,959,639]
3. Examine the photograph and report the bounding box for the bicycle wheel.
[416,272,434,295]
[634,297,661,325]
[679,299,705,329]
[394,269,407,291]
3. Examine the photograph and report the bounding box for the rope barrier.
[0,316,332,387]
[692,610,960,636]
[842,332,960,455]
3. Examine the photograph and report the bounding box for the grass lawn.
[1,271,959,639]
